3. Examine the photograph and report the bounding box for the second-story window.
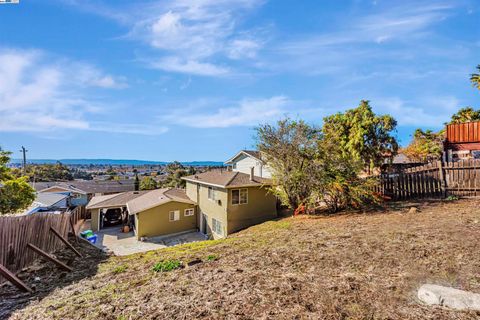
[231,188,248,205]
[208,186,216,201]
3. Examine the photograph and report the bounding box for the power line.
[19,146,28,175]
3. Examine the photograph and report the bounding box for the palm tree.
[471,65,480,90]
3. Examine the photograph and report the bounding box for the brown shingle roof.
[182,171,271,188]
[33,180,136,194]
[86,191,149,210]
[127,188,195,214]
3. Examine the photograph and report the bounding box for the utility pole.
[20,146,28,175]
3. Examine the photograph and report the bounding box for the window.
[184,208,194,216]
[212,218,222,235]
[231,188,248,205]
[208,187,216,201]
[169,210,180,222]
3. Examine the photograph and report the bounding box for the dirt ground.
[0,238,108,319]
[5,199,480,319]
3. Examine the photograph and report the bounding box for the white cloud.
[227,39,261,60]
[374,96,460,127]
[162,96,289,128]
[273,2,456,75]
[151,57,229,76]
[0,48,162,135]
[125,0,265,76]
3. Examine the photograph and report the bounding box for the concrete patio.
[81,221,206,256]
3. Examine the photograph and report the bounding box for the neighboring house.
[444,121,480,161]
[86,189,196,240]
[182,168,277,239]
[381,153,424,173]
[225,150,272,178]
[25,192,69,215]
[32,179,136,206]
[36,185,88,207]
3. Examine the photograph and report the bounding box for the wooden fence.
[375,160,480,200]
[0,206,87,284]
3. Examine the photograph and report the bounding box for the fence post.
[438,160,447,198]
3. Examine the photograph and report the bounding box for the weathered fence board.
[0,206,87,284]
[376,160,480,200]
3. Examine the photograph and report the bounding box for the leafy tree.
[0,148,35,215]
[322,100,398,173]
[402,129,443,162]
[448,106,480,124]
[256,118,381,213]
[471,65,480,90]
[12,162,73,182]
[161,161,192,188]
[134,174,140,191]
[256,118,321,210]
[314,135,380,213]
[140,176,157,190]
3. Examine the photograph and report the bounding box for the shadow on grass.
[0,237,108,319]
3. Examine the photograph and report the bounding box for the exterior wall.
[91,208,100,231]
[226,186,277,234]
[231,153,272,178]
[135,201,197,239]
[70,194,88,207]
[186,181,198,202]
[196,184,228,239]
[54,197,68,208]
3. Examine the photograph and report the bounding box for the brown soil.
[0,238,108,319]
[6,199,480,319]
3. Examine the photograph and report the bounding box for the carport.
[86,191,149,232]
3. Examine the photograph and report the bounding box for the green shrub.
[445,195,459,201]
[112,265,128,274]
[206,254,218,261]
[152,260,182,272]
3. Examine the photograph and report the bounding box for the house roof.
[182,170,271,188]
[127,188,195,215]
[33,179,136,194]
[225,150,263,164]
[38,185,87,195]
[86,191,149,210]
[34,193,68,208]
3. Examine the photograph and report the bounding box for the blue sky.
[0,0,479,161]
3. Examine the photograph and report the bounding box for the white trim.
[182,178,225,189]
[224,150,263,164]
[183,177,271,190]
[225,183,270,189]
[184,208,195,216]
[127,198,196,215]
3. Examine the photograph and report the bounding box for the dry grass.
[7,199,480,319]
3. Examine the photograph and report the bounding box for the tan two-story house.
[86,151,277,240]
[182,166,277,239]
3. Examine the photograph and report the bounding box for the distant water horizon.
[9,158,225,166]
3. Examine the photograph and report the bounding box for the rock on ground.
[418,284,480,311]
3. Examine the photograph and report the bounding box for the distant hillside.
[9,159,225,167]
